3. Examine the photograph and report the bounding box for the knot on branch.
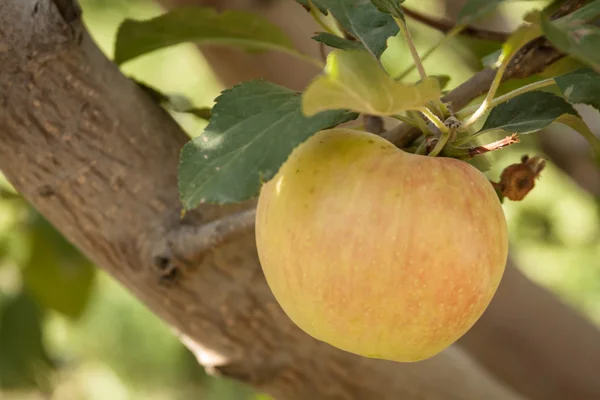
[151,208,257,286]
[50,0,82,23]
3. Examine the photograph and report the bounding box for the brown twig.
[363,115,385,134]
[402,7,510,42]
[469,134,520,157]
[437,134,520,159]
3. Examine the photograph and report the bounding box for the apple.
[255,128,508,362]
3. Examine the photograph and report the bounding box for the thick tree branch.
[402,7,509,42]
[460,259,600,400]
[158,1,600,399]
[0,1,524,399]
[157,208,257,271]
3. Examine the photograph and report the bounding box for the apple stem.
[420,108,449,134]
[428,132,451,157]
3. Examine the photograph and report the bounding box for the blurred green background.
[1,0,599,399]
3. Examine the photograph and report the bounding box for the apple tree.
[1,0,600,399]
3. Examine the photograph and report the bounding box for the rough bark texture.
[0,1,526,399]
[156,1,600,399]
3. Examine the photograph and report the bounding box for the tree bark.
[158,1,600,399]
[0,1,525,399]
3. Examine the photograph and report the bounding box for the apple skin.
[255,128,508,362]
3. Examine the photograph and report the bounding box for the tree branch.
[402,7,509,42]
[156,208,257,272]
[155,1,600,399]
[382,0,588,148]
[0,1,524,399]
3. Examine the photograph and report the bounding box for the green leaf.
[22,213,96,319]
[479,91,578,134]
[370,0,406,20]
[430,75,451,90]
[312,32,364,50]
[295,0,328,14]
[136,80,212,120]
[0,293,55,391]
[302,49,441,116]
[541,1,600,72]
[178,80,357,208]
[316,0,399,58]
[458,0,505,24]
[555,68,600,111]
[114,7,297,64]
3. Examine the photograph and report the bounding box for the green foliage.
[430,75,451,91]
[22,213,96,319]
[0,293,55,392]
[302,49,441,116]
[458,0,507,24]
[178,80,357,208]
[479,91,581,135]
[114,7,297,64]
[295,0,328,14]
[136,80,212,120]
[370,0,406,20]
[312,32,364,50]
[555,68,600,111]
[311,0,399,58]
[541,0,600,71]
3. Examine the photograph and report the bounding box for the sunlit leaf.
[541,1,600,72]
[22,213,96,319]
[315,0,399,58]
[312,32,364,50]
[0,293,55,391]
[114,7,297,64]
[302,50,441,116]
[555,68,600,111]
[430,75,451,90]
[178,80,357,208]
[479,91,579,134]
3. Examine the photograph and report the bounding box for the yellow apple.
[255,128,508,362]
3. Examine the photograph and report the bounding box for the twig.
[469,134,520,157]
[158,208,257,268]
[402,7,509,42]
[363,115,385,134]
[381,0,588,149]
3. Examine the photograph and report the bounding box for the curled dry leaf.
[492,155,547,201]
